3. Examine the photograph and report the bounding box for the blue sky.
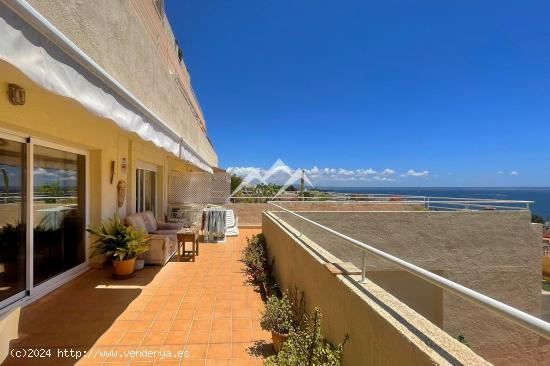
[167,1,550,187]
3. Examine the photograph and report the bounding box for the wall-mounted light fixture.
[8,84,25,105]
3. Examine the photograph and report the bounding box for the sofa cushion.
[142,211,157,232]
[151,230,177,242]
[125,214,148,233]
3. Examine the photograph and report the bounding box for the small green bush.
[265,307,347,366]
[242,233,268,283]
[260,293,294,334]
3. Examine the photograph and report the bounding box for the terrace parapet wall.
[262,211,491,366]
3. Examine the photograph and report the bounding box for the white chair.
[225,209,239,236]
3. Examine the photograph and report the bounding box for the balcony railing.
[228,194,533,211]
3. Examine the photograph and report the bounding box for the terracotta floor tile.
[154,361,180,366]
[138,310,158,320]
[187,330,211,344]
[232,328,253,343]
[194,308,214,320]
[164,330,188,345]
[156,310,177,320]
[231,318,251,330]
[183,361,207,366]
[118,331,145,346]
[230,358,258,365]
[131,320,154,332]
[184,343,208,359]
[150,320,173,331]
[141,331,167,346]
[211,319,231,332]
[207,343,232,359]
[171,319,193,332]
[191,319,212,332]
[206,359,231,366]
[213,308,232,319]
[176,308,196,320]
[210,330,231,344]
[231,343,258,359]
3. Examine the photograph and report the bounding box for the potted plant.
[87,215,150,277]
[261,293,294,353]
[265,307,348,365]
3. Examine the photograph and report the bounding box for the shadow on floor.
[3,265,162,366]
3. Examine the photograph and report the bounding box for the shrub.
[265,307,348,366]
[242,233,269,283]
[260,293,294,335]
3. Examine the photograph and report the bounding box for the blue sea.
[319,187,550,220]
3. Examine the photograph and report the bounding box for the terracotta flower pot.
[271,330,289,353]
[112,257,136,276]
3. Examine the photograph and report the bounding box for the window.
[136,168,156,215]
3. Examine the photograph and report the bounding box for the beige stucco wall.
[262,212,490,366]
[25,0,217,167]
[274,209,547,365]
[0,60,197,258]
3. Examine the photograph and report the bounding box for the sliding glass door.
[0,138,26,304]
[33,145,86,286]
[0,135,87,308]
[136,168,156,215]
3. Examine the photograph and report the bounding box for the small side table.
[177,227,199,261]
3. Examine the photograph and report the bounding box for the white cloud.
[404,169,429,177]
[227,161,431,185]
[374,176,395,182]
[497,171,504,174]
[510,171,519,176]
[33,167,58,177]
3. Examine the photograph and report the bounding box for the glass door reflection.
[0,138,26,304]
[33,145,85,286]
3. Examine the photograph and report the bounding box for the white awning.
[0,0,213,173]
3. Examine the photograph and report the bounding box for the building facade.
[0,0,216,311]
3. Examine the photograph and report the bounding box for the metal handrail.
[267,201,550,340]
[229,196,532,204]
[229,196,532,211]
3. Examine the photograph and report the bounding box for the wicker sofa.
[125,211,181,265]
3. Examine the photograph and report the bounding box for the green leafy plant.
[261,293,294,335]
[87,215,150,261]
[242,233,269,283]
[266,307,348,366]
